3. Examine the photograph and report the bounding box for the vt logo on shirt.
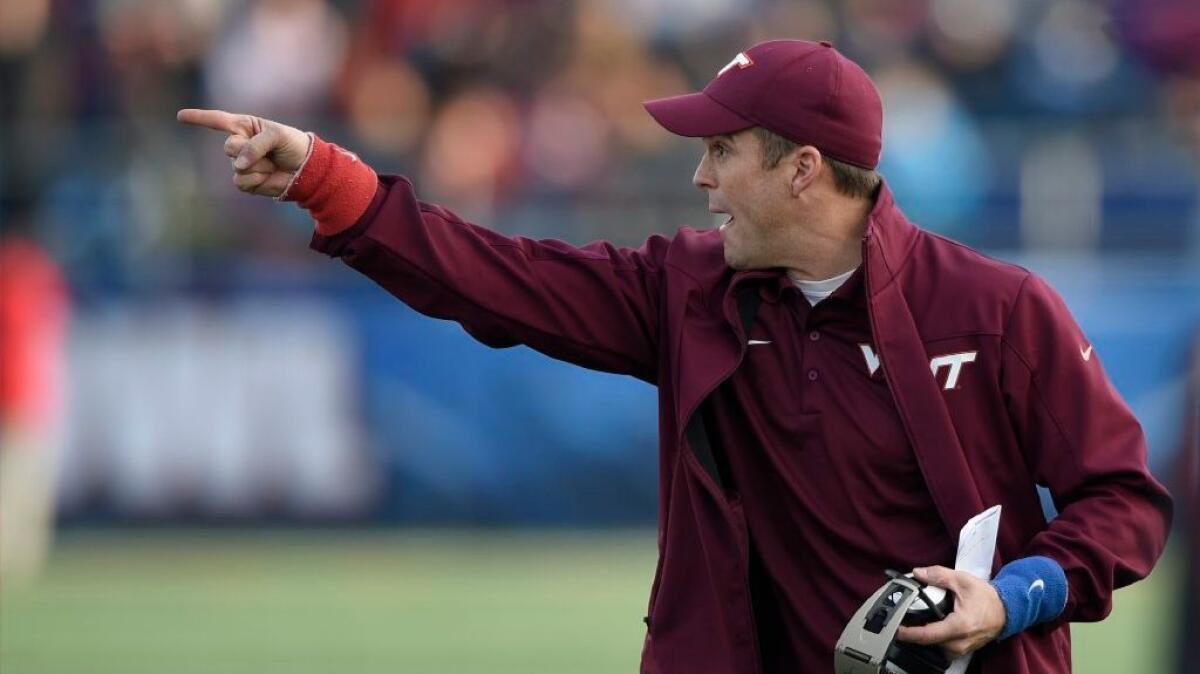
[859,344,978,391]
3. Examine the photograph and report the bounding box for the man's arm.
[900,274,1172,657]
[178,109,666,382]
[1000,272,1173,625]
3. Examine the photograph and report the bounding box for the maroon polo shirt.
[703,267,955,672]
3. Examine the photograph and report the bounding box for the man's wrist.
[279,133,378,235]
[989,555,1069,640]
[276,132,316,199]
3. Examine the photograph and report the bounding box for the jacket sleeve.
[309,174,666,383]
[1000,272,1173,624]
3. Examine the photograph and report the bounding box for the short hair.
[751,126,881,200]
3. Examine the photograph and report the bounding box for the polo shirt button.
[809,331,820,341]
[807,369,819,381]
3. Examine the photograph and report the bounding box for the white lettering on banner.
[59,302,374,517]
[858,345,978,390]
[718,52,754,77]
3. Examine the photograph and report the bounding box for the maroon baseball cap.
[644,40,883,170]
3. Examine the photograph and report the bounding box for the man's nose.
[693,155,715,190]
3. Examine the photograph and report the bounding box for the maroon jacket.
[308,174,1171,674]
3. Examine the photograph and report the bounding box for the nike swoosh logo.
[1080,345,1093,361]
[747,339,772,346]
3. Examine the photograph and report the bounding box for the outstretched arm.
[178,109,667,382]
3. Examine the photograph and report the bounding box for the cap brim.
[643,92,755,138]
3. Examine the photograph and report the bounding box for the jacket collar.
[861,181,921,300]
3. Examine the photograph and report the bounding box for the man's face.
[693,129,793,270]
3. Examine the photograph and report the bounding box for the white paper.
[945,504,1002,674]
[954,504,1002,579]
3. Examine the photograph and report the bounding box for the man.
[179,40,1171,673]
[0,234,69,586]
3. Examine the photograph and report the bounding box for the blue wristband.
[989,556,1069,640]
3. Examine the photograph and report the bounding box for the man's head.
[644,40,884,270]
[693,126,880,269]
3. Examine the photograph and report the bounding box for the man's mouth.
[710,205,733,231]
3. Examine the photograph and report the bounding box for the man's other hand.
[176,109,311,198]
[896,565,1006,659]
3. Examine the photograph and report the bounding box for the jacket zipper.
[674,272,774,470]
[669,273,772,674]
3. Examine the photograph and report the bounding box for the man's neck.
[783,202,870,281]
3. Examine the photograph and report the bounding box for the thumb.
[234,126,278,170]
[913,565,957,590]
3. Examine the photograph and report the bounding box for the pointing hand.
[177,109,311,198]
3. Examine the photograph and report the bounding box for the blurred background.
[1,0,1197,672]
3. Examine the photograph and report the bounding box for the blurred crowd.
[1,0,1199,302]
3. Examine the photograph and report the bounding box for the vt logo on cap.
[718,52,755,77]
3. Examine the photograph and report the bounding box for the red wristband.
[280,133,379,235]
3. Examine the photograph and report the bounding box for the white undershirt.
[791,267,858,306]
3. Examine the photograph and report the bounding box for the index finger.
[177,108,255,135]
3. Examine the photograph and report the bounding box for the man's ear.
[789,146,823,197]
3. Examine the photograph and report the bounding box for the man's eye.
[711,144,727,157]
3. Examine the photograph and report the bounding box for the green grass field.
[0,530,1181,673]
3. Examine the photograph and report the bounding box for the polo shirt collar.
[754,265,866,307]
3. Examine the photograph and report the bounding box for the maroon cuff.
[280,134,379,236]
